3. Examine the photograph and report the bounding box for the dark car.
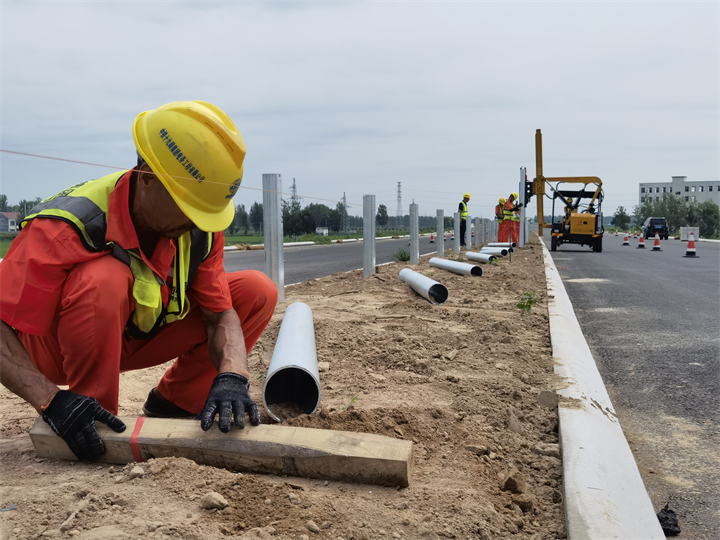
[642,217,669,240]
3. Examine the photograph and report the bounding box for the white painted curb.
[539,237,664,539]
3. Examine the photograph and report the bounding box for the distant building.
[639,176,720,205]
[315,227,329,236]
[0,212,20,233]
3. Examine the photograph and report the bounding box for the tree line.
[610,196,719,238]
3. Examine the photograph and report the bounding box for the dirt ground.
[0,234,566,540]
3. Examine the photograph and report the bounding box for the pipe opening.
[264,367,320,416]
[428,284,449,305]
[470,266,483,277]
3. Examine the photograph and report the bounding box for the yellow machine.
[526,129,605,252]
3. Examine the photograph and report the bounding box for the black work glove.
[42,390,127,461]
[199,372,260,432]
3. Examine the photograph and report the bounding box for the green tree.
[0,194,9,212]
[697,200,720,238]
[375,204,388,230]
[282,199,316,237]
[249,202,263,233]
[226,203,249,235]
[611,206,631,230]
[306,203,334,230]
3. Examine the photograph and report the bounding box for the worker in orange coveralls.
[507,192,521,245]
[0,101,278,461]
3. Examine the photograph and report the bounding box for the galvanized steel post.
[436,209,444,256]
[474,217,481,248]
[409,203,419,265]
[263,173,285,303]
[519,167,527,247]
[363,194,376,278]
[454,212,461,254]
[465,214,472,249]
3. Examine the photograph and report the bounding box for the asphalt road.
[223,236,441,283]
[542,229,720,539]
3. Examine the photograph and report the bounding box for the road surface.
[542,229,719,539]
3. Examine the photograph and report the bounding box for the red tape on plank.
[130,417,145,462]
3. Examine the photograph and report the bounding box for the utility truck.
[526,129,605,252]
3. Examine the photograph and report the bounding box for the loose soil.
[0,235,566,539]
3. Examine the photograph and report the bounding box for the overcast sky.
[2,1,717,220]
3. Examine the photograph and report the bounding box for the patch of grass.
[338,394,359,412]
[391,248,411,262]
[224,235,263,245]
[517,291,541,316]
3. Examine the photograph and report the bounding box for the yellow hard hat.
[463,193,471,200]
[499,197,506,204]
[510,192,519,199]
[133,100,246,232]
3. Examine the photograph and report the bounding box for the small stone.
[513,493,535,513]
[647,468,656,474]
[500,468,528,494]
[394,426,404,437]
[149,461,167,475]
[394,501,408,510]
[422,515,433,522]
[488,452,497,460]
[538,390,558,409]
[466,445,488,456]
[532,443,560,459]
[305,520,320,533]
[264,498,271,505]
[506,407,523,434]
[288,494,300,505]
[108,466,115,474]
[392,533,401,539]
[200,492,229,510]
[60,512,77,532]
[320,521,332,529]
[299,535,309,540]
[128,466,145,480]
[446,375,459,383]
[318,362,330,373]
[495,363,509,371]
[519,373,529,383]
[186,513,192,519]
[323,480,329,486]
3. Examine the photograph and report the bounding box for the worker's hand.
[199,372,260,432]
[41,390,126,461]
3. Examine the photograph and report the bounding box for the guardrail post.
[409,203,419,265]
[519,166,527,247]
[474,217,481,248]
[436,209,444,256]
[453,213,461,254]
[465,214,472,249]
[263,173,284,303]
[363,194,376,278]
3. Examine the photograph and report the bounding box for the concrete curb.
[539,237,664,539]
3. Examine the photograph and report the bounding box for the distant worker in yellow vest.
[496,197,508,242]
[507,192,521,245]
[458,193,470,247]
[0,101,278,462]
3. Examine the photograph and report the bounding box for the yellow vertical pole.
[534,129,546,236]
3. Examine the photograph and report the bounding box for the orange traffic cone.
[633,233,637,239]
[637,236,646,249]
[651,232,662,251]
[683,232,699,258]
[622,233,630,246]
[430,233,435,243]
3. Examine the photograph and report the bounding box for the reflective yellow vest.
[503,202,515,222]
[495,204,504,222]
[460,201,468,220]
[21,171,213,339]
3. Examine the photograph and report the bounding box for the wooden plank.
[29,417,413,487]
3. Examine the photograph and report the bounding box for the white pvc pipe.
[399,268,449,305]
[487,242,517,248]
[466,251,497,264]
[481,247,509,256]
[429,257,483,277]
[262,302,321,423]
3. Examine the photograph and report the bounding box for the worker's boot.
[142,388,195,418]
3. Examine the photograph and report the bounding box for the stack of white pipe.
[487,242,517,248]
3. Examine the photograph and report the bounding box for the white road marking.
[565,278,610,283]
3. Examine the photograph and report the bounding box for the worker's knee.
[62,256,134,315]
[228,270,278,316]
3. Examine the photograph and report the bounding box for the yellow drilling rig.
[527,129,605,252]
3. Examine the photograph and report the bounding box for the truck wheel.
[593,237,603,252]
[551,236,557,251]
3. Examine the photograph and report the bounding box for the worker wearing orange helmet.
[507,192,521,245]
[0,101,278,461]
[458,193,470,247]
